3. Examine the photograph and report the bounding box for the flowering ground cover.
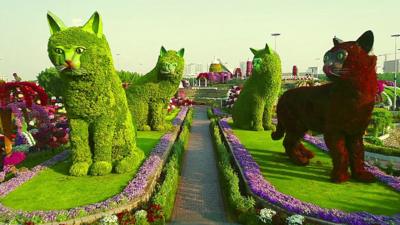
[227,121,400,217]
[0,130,164,211]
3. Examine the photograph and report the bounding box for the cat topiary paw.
[90,161,112,176]
[70,162,91,176]
[253,125,264,131]
[115,154,143,174]
[263,124,276,131]
[142,125,151,131]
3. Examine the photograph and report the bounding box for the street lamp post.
[271,33,281,51]
[391,34,400,110]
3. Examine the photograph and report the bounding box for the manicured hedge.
[369,108,393,137]
[125,47,185,131]
[151,108,193,221]
[47,12,143,176]
[232,43,281,131]
[209,112,258,225]
[365,142,400,157]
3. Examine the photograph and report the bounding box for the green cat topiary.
[46,11,144,176]
[125,47,185,131]
[232,43,282,131]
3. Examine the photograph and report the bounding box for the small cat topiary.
[46,11,144,176]
[125,47,185,131]
[232,43,282,131]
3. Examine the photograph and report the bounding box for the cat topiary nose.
[65,60,74,68]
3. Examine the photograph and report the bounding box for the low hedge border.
[0,107,190,225]
[364,142,400,157]
[209,117,259,225]
[150,108,193,222]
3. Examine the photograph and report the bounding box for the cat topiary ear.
[250,48,258,55]
[333,36,343,46]
[177,48,185,57]
[47,11,66,35]
[264,43,271,54]
[82,12,103,38]
[356,30,374,53]
[160,46,167,57]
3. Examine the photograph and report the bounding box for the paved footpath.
[170,106,235,225]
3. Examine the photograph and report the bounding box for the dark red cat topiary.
[272,31,377,183]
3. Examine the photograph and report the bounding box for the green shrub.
[125,47,185,131]
[364,143,400,157]
[46,12,143,176]
[37,67,65,97]
[364,136,383,146]
[232,43,282,131]
[117,70,142,84]
[151,108,192,221]
[209,119,256,223]
[369,108,393,137]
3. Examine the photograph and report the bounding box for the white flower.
[258,208,276,224]
[99,214,118,225]
[286,214,305,225]
[135,209,147,218]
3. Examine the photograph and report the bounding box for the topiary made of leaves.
[125,47,185,131]
[47,11,144,176]
[232,43,282,131]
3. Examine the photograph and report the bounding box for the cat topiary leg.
[252,101,264,131]
[89,117,114,176]
[324,134,350,183]
[113,110,144,174]
[149,100,166,131]
[69,119,92,176]
[346,134,375,182]
[262,106,275,131]
[129,99,149,131]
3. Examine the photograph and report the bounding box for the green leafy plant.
[46,11,143,176]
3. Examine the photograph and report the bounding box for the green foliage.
[117,70,142,84]
[363,136,383,146]
[125,47,185,131]
[209,119,256,223]
[151,108,192,221]
[37,67,65,97]
[233,43,282,131]
[369,108,393,137]
[378,73,400,83]
[46,12,143,176]
[364,142,400,157]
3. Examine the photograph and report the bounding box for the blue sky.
[0,0,399,80]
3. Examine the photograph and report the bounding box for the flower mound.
[219,118,400,225]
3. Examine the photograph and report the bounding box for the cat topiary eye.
[54,48,63,54]
[76,47,86,54]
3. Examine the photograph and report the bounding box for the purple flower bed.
[219,118,400,225]
[0,107,189,223]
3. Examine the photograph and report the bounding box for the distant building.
[383,60,400,73]
[185,63,204,77]
[240,61,247,76]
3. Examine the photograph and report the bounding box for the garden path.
[170,106,235,225]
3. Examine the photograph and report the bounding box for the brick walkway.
[170,106,234,225]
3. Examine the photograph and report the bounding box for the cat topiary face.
[47,12,112,77]
[157,46,185,81]
[250,43,281,75]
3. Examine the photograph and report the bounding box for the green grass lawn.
[0,130,165,211]
[230,123,400,216]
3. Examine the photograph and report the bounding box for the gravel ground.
[383,126,400,149]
